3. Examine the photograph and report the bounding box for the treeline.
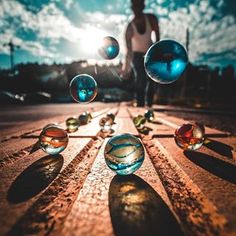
[0,60,235,108]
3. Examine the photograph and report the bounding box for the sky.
[0,0,235,69]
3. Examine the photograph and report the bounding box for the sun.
[80,27,107,54]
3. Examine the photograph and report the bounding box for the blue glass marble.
[104,134,145,175]
[144,39,188,84]
[39,124,68,155]
[98,36,119,60]
[144,109,155,122]
[69,74,98,103]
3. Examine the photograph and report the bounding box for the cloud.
[0,0,126,62]
[0,1,85,62]
[157,1,236,67]
[0,0,235,68]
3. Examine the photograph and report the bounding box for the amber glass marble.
[174,123,204,150]
[39,124,68,155]
[99,116,113,132]
[106,112,115,123]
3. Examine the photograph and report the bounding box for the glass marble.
[39,124,68,155]
[98,36,119,60]
[144,39,188,84]
[86,111,93,122]
[104,133,145,175]
[195,122,205,136]
[69,74,98,103]
[174,123,204,150]
[133,115,146,129]
[99,116,113,132]
[42,123,58,130]
[106,112,115,123]
[66,117,79,133]
[78,112,91,125]
[144,109,155,122]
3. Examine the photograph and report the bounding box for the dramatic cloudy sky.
[0,0,235,69]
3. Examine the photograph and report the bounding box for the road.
[0,103,235,236]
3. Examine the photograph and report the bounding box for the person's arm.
[148,14,160,42]
[121,23,133,78]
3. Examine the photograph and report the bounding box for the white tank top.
[131,15,153,53]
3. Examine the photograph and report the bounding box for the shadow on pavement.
[7,154,63,203]
[109,174,185,236]
[204,139,233,159]
[184,150,236,185]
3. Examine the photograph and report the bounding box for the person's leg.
[146,78,156,107]
[132,53,146,107]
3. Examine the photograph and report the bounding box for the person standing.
[121,0,160,107]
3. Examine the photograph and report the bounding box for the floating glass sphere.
[133,115,146,129]
[174,123,204,150]
[144,39,188,84]
[106,112,115,123]
[104,133,145,175]
[98,36,119,60]
[78,112,91,125]
[144,109,155,122]
[99,116,113,132]
[69,74,98,103]
[66,117,79,133]
[39,124,68,155]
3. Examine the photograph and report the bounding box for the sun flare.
[81,27,107,54]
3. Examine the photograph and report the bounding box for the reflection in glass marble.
[106,112,115,123]
[98,36,119,60]
[144,39,188,84]
[104,134,145,175]
[78,112,91,125]
[174,123,204,150]
[144,109,155,122]
[39,125,68,155]
[195,122,205,136]
[133,115,146,129]
[99,116,113,132]
[69,74,97,103]
[66,117,79,133]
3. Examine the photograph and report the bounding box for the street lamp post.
[3,40,20,73]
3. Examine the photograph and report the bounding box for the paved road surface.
[0,103,235,236]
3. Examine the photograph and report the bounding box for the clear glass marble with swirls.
[104,133,145,175]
